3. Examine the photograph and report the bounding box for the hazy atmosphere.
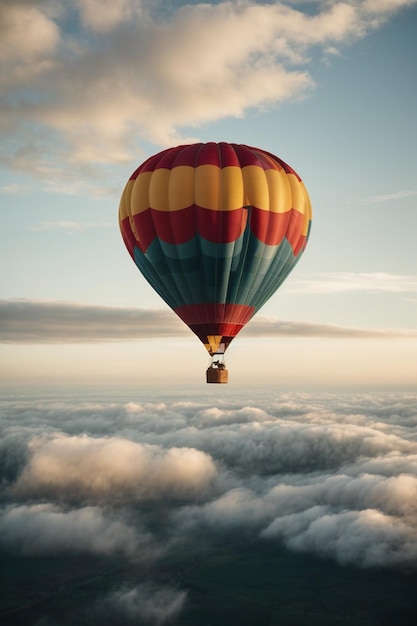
[1,1,417,624]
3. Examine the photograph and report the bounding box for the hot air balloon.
[119,142,312,383]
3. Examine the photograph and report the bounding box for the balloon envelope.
[119,142,312,354]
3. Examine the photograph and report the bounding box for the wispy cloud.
[31,221,114,233]
[1,299,416,343]
[287,272,417,294]
[1,0,416,185]
[100,584,187,625]
[360,190,417,204]
[0,182,30,195]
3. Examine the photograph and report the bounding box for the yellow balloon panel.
[206,335,223,354]
[220,166,245,211]
[149,169,171,211]
[194,165,245,211]
[118,182,130,221]
[241,165,269,210]
[131,172,153,215]
[265,169,292,213]
[287,174,307,213]
[194,164,221,210]
[168,166,195,211]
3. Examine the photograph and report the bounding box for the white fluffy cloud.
[262,506,417,568]
[0,2,60,68]
[1,0,416,182]
[13,433,217,502]
[176,470,417,568]
[0,503,139,556]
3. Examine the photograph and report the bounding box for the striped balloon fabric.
[119,142,312,355]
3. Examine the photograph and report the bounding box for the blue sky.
[1,0,416,388]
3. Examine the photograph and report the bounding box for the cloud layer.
[2,297,416,343]
[1,387,416,622]
[1,388,417,569]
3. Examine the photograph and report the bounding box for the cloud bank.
[1,389,417,571]
[1,388,417,622]
[2,298,416,343]
[1,0,416,187]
